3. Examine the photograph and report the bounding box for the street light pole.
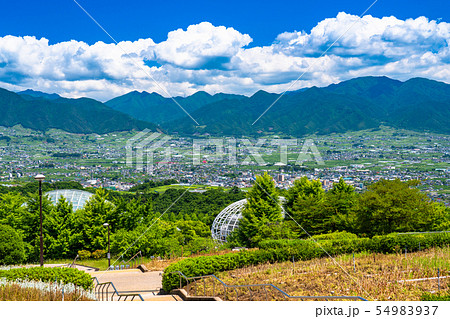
[103,223,110,269]
[34,174,45,267]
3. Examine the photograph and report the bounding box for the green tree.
[286,176,325,206]
[431,203,450,231]
[23,194,54,261]
[112,197,152,231]
[175,220,211,243]
[44,197,74,259]
[111,221,182,258]
[237,173,284,246]
[73,188,115,252]
[285,176,327,236]
[0,193,27,232]
[355,179,438,236]
[323,178,358,232]
[0,224,26,265]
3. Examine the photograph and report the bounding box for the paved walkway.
[90,269,182,301]
[91,269,163,292]
[42,264,180,301]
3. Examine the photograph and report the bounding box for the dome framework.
[211,199,247,243]
[46,189,94,211]
[211,197,285,243]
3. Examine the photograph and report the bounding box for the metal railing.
[168,271,367,301]
[92,277,144,301]
[107,251,143,271]
[69,254,79,268]
[125,250,143,269]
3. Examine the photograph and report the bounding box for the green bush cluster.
[76,249,105,259]
[260,232,450,254]
[310,231,359,241]
[0,267,93,290]
[162,232,450,292]
[0,224,26,265]
[77,250,91,260]
[92,249,106,259]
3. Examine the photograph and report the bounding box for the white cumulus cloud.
[0,14,448,101]
[153,22,252,69]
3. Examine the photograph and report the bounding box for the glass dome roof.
[211,197,286,244]
[45,189,94,211]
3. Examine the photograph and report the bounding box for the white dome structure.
[211,197,286,243]
[46,189,94,211]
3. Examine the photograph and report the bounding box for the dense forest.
[0,176,449,265]
[231,174,450,248]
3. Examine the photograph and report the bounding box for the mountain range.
[0,88,158,134]
[108,76,450,136]
[1,76,449,136]
[106,90,245,125]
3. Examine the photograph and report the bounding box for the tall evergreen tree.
[75,188,115,252]
[44,197,74,259]
[285,176,326,236]
[237,172,283,246]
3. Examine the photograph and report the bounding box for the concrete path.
[91,269,182,301]
[32,263,181,301]
[91,269,163,292]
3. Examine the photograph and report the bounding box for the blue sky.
[0,0,448,100]
[2,0,447,46]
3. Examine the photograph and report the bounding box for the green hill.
[165,76,450,136]
[0,88,158,134]
[18,89,61,101]
[2,76,449,136]
[106,90,245,124]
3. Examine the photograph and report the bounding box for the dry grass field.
[0,284,93,301]
[186,247,450,301]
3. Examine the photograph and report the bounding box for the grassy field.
[45,258,109,270]
[187,247,450,301]
[150,184,227,193]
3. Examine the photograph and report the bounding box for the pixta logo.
[126,130,324,170]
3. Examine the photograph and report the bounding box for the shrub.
[0,224,26,265]
[0,267,93,290]
[77,250,91,260]
[310,231,358,241]
[92,249,105,259]
[259,232,450,255]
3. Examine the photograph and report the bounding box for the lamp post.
[103,223,110,269]
[34,174,45,267]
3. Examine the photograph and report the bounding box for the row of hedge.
[259,232,450,254]
[0,267,94,291]
[162,232,450,292]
